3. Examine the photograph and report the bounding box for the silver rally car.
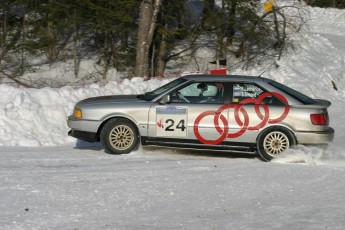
[67,75,334,161]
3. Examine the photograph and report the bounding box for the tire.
[100,118,139,154]
[257,127,296,162]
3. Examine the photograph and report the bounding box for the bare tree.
[135,0,162,78]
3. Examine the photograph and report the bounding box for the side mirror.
[159,94,171,104]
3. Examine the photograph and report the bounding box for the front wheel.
[100,118,139,154]
[257,128,296,161]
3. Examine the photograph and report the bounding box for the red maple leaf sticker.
[157,119,164,128]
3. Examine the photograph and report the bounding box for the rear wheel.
[257,128,296,161]
[100,118,139,154]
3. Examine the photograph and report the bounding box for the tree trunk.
[0,11,7,60]
[47,21,55,65]
[73,8,79,78]
[20,14,26,75]
[47,0,56,65]
[155,31,167,76]
[102,32,110,80]
[273,10,281,47]
[225,1,237,47]
[201,0,215,29]
[134,0,162,78]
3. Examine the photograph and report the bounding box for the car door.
[147,81,227,143]
[225,82,289,143]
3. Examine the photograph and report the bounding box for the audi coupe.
[67,75,334,161]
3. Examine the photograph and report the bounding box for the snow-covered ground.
[1,4,345,230]
[1,146,345,229]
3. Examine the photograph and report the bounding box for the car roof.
[182,74,272,83]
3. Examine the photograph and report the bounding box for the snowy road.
[1,4,345,230]
[1,146,345,229]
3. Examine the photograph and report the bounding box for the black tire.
[100,118,139,154]
[257,127,296,162]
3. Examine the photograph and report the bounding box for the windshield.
[141,77,187,101]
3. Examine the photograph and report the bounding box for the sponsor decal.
[193,92,290,145]
[156,106,187,137]
[156,106,187,115]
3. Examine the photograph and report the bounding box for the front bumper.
[67,115,101,132]
[295,127,334,144]
[68,130,98,142]
[67,116,101,142]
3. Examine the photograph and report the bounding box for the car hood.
[77,95,144,107]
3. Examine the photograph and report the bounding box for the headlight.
[73,108,82,119]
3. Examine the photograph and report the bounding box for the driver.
[197,83,208,97]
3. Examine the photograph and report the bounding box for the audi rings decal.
[193,92,290,145]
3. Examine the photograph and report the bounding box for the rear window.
[268,81,316,104]
[232,83,285,105]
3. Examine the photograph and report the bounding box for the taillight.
[310,112,329,125]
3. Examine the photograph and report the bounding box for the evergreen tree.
[0,0,34,85]
[0,0,309,84]
[152,0,189,76]
[73,0,140,78]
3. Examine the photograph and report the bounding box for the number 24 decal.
[165,119,186,132]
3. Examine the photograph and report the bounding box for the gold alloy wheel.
[109,125,135,151]
[263,131,289,157]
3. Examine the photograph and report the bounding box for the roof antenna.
[258,61,277,78]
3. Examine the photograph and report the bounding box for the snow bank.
[0,4,345,165]
[308,6,345,36]
[0,78,169,147]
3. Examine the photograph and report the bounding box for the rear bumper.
[295,127,334,144]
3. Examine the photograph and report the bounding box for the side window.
[233,83,263,103]
[179,83,202,97]
[232,83,285,105]
[170,82,224,104]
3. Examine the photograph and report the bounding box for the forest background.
[0,0,344,87]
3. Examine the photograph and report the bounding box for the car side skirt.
[141,137,256,153]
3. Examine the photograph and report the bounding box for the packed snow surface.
[1,146,345,229]
[1,4,345,230]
